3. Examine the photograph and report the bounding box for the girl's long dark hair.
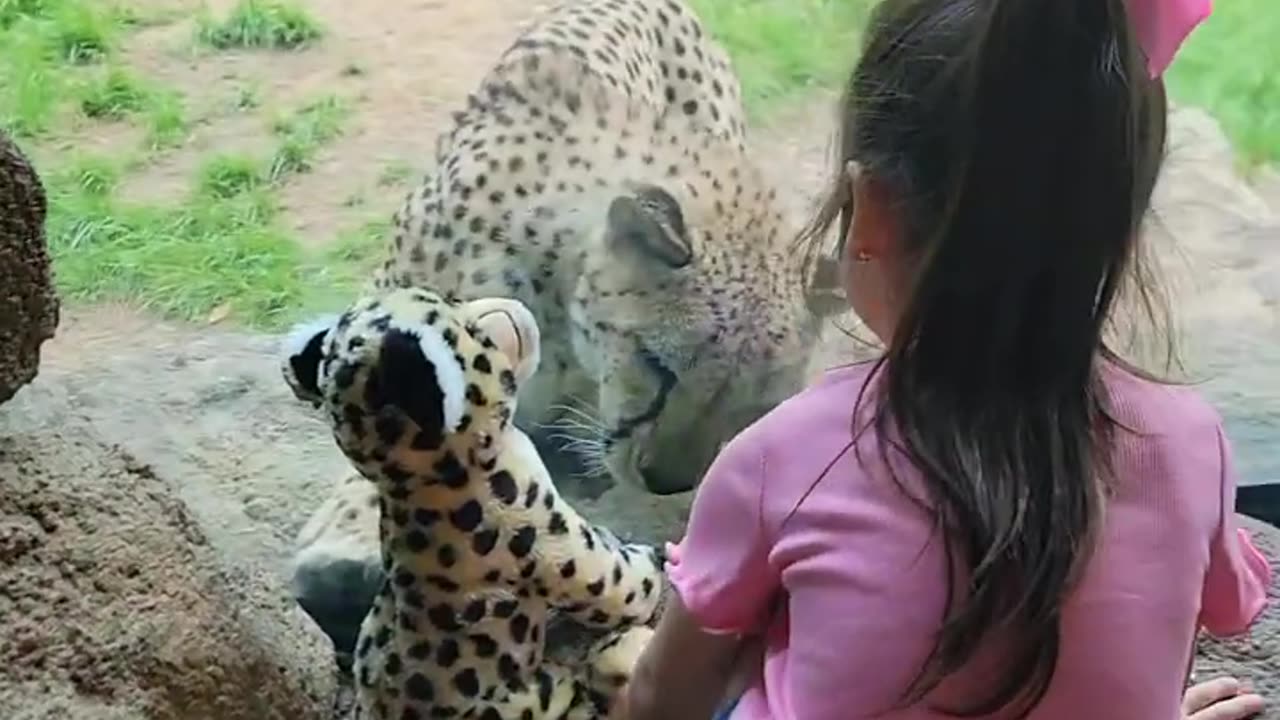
[799,0,1174,716]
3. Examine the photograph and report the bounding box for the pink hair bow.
[1126,0,1214,77]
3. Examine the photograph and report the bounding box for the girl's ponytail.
[807,0,1180,715]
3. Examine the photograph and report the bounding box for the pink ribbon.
[1126,0,1214,77]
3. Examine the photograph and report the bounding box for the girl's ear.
[846,164,900,267]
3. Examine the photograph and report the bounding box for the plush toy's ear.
[282,315,338,404]
[463,298,541,386]
[370,327,466,442]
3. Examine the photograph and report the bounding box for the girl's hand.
[1183,677,1266,720]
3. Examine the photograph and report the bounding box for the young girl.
[624,0,1272,718]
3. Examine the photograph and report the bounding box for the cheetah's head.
[564,178,843,496]
[281,288,541,475]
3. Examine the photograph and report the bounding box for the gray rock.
[1195,515,1280,718]
[0,427,339,720]
[0,131,59,406]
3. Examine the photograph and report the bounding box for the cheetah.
[375,0,839,496]
[288,0,844,659]
[282,287,664,719]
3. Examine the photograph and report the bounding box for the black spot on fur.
[437,544,457,568]
[472,528,499,556]
[405,530,430,553]
[426,575,461,593]
[406,672,436,702]
[547,512,568,535]
[498,653,522,688]
[427,604,461,632]
[499,370,517,396]
[462,599,487,623]
[408,641,432,660]
[471,633,499,658]
[436,638,460,667]
[488,470,518,504]
[434,452,468,488]
[472,354,493,373]
[510,613,530,643]
[449,500,483,531]
[587,579,605,596]
[453,668,480,698]
[508,526,536,558]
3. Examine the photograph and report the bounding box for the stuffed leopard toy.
[282,287,663,719]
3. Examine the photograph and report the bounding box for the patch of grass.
[377,160,413,187]
[78,66,150,119]
[1167,0,1280,167]
[44,0,114,63]
[56,153,122,197]
[198,154,265,199]
[268,95,349,180]
[76,67,188,147]
[196,0,323,51]
[329,217,390,269]
[233,83,261,111]
[689,0,871,117]
[0,0,52,28]
[46,173,308,328]
[0,24,66,135]
[143,89,187,148]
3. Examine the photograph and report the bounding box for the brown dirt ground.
[115,0,550,248]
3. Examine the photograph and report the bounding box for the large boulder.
[0,131,59,406]
[0,427,340,720]
[1195,515,1280,716]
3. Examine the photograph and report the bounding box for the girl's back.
[670,361,1269,719]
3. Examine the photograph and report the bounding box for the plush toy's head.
[281,288,541,472]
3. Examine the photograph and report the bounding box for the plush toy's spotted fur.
[283,288,663,719]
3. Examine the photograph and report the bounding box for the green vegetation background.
[2,0,1275,328]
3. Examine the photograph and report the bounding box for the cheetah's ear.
[606,184,692,269]
[281,315,338,405]
[464,297,541,386]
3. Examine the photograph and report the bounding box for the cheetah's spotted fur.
[375,0,832,495]
[283,288,664,719]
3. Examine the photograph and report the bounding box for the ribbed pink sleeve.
[665,424,778,636]
[1199,425,1272,637]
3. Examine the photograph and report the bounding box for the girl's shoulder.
[1099,360,1225,438]
[737,361,882,453]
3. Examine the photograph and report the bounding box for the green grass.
[198,154,265,199]
[689,0,1277,165]
[46,161,308,326]
[196,0,323,51]
[1167,0,1280,167]
[268,95,349,180]
[78,66,149,119]
[688,0,871,117]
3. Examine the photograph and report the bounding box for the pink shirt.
[667,362,1271,720]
